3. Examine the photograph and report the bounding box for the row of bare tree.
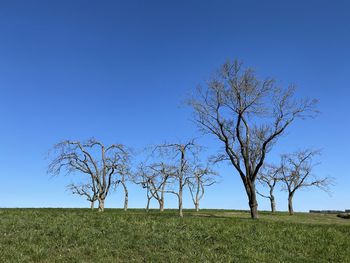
[48,60,332,219]
[48,139,217,217]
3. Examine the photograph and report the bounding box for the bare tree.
[134,164,153,212]
[189,60,318,219]
[113,156,131,211]
[113,174,129,211]
[148,163,172,212]
[48,139,129,212]
[129,163,151,211]
[155,140,199,217]
[256,164,281,213]
[67,183,97,209]
[139,162,174,212]
[280,149,331,215]
[188,165,217,212]
[135,162,172,212]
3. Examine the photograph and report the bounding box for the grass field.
[0,209,349,262]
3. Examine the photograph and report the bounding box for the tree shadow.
[186,212,253,220]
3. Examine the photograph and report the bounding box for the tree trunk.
[270,195,276,213]
[90,200,95,210]
[122,184,128,211]
[194,193,200,212]
[249,197,258,219]
[146,197,151,212]
[160,189,165,212]
[120,179,128,211]
[159,199,164,212]
[98,198,105,212]
[288,194,294,215]
[246,180,258,219]
[195,201,199,212]
[124,191,128,211]
[178,186,183,217]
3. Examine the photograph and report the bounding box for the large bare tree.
[256,164,281,213]
[188,165,216,212]
[189,60,317,219]
[280,149,331,215]
[48,139,129,212]
[67,183,97,209]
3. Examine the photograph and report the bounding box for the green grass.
[0,209,349,262]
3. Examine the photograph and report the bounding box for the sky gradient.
[0,0,349,211]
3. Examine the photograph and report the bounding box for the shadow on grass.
[185,212,253,220]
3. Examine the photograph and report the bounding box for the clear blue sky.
[0,0,349,211]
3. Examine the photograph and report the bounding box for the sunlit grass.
[0,209,349,262]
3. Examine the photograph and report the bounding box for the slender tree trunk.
[194,191,200,212]
[269,186,276,213]
[146,197,151,212]
[98,198,105,212]
[178,149,185,218]
[195,180,200,212]
[124,191,128,211]
[195,201,199,212]
[270,196,276,213]
[288,193,294,215]
[179,185,183,217]
[90,200,95,210]
[122,183,128,211]
[160,189,165,212]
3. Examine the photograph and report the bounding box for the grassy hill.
[0,209,349,262]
